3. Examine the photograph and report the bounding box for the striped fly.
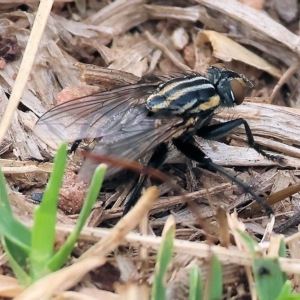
[34,65,282,215]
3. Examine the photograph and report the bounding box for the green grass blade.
[205,253,222,300]
[151,217,175,300]
[71,164,107,234]
[2,236,32,286]
[30,143,68,279]
[0,169,13,215]
[237,230,257,254]
[276,281,300,300]
[4,236,28,268]
[253,258,286,300]
[189,264,203,300]
[278,238,286,258]
[0,169,31,251]
[47,164,107,271]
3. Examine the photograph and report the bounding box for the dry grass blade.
[0,275,25,298]
[57,225,300,275]
[270,63,300,102]
[145,4,201,22]
[239,182,300,218]
[216,207,230,248]
[54,290,120,300]
[0,159,53,174]
[14,258,106,300]
[115,282,149,300]
[77,62,140,86]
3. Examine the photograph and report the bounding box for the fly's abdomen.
[146,75,220,115]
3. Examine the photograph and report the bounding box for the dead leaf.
[196,30,282,78]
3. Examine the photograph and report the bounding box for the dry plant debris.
[1,0,300,299]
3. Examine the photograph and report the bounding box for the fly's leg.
[70,117,95,154]
[69,139,82,154]
[197,118,283,162]
[172,136,273,216]
[123,142,169,215]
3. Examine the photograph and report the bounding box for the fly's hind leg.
[123,142,169,215]
[197,118,283,163]
[172,135,273,216]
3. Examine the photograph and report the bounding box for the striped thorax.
[146,65,251,118]
[146,74,219,115]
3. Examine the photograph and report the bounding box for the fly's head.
[207,64,253,108]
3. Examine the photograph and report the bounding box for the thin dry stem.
[145,31,191,71]
[0,0,54,144]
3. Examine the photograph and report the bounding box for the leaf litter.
[1,0,300,299]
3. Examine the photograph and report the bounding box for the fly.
[34,65,283,215]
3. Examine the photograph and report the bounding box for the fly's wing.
[33,83,157,148]
[79,111,186,180]
[152,70,198,81]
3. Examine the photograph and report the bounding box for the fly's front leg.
[172,136,273,216]
[197,118,283,163]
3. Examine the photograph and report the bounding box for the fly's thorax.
[146,75,220,116]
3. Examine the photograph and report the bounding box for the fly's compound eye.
[230,79,245,105]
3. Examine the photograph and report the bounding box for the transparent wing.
[153,70,198,81]
[33,83,157,146]
[79,112,186,179]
